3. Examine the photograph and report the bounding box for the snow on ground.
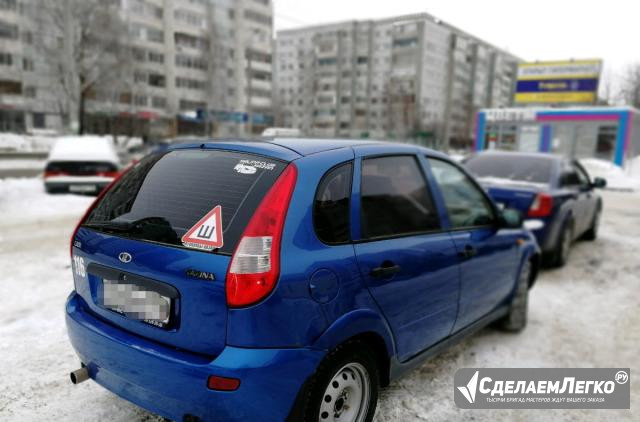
[0,159,45,171]
[0,178,93,228]
[0,133,58,152]
[0,132,142,154]
[0,180,638,421]
[580,157,640,192]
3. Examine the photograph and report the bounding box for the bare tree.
[619,63,640,108]
[28,0,131,134]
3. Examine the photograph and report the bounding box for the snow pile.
[0,178,93,227]
[580,158,640,192]
[0,133,57,152]
[0,133,142,154]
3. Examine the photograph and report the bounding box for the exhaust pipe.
[70,367,89,384]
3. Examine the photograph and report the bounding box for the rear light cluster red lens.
[225,164,298,308]
[69,164,133,256]
[44,170,67,178]
[527,193,553,218]
[97,171,119,178]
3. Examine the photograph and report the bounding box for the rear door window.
[360,155,440,239]
[314,162,353,244]
[84,149,287,254]
[428,158,496,229]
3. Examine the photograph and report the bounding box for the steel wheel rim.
[318,362,370,422]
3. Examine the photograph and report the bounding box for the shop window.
[596,125,617,161]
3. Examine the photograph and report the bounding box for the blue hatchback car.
[66,139,539,422]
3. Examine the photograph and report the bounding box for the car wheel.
[582,208,601,241]
[303,341,379,422]
[552,221,573,267]
[498,260,530,332]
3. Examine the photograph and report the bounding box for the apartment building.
[275,13,520,147]
[0,0,274,136]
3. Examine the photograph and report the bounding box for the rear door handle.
[458,245,478,259]
[370,261,401,278]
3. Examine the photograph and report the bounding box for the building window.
[147,28,164,43]
[244,10,272,26]
[0,80,22,94]
[0,20,18,39]
[176,77,206,90]
[152,96,167,108]
[175,54,207,70]
[0,0,17,11]
[179,99,206,110]
[148,51,164,63]
[23,58,34,71]
[32,112,45,129]
[24,86,36,98]
[134,95,147,106]
[148,73,166,87]
[0,52,11,66]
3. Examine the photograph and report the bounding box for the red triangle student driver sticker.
[181,205,224,251]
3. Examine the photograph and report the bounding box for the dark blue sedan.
[464,151,607,267]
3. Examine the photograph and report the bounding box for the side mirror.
[499,208,523,229]
[592,177,607,189]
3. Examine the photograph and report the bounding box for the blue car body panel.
[66,294,324,422]
[66,138,539,421]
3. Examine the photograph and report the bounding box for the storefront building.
[474,107,640,166]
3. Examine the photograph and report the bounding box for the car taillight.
[226,164,298,308]
[69,164,132,256]
[44,170,65,178]
[97,171,119,178]
[528,193,553,218]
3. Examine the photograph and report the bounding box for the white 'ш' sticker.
[181,206,223,251]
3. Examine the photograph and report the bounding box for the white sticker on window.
[181,205,224,251]
[234,163,257,174]
[238,159,276,171]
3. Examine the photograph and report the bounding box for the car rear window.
[45,161,118,174]
[464,154,553,184]
[84,149,287,254]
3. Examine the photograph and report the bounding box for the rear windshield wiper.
[82,221,138,232]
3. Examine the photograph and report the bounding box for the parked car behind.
[44,137,120,195]
[464,151,606,267]
[66,139,539,422]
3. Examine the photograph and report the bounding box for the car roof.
[170,137,446,159]
[48,136,119,164]
[473,150,563,162]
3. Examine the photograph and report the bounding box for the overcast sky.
[274,0,638,86]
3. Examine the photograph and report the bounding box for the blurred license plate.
[101,279,172,328]
[70,184,97,193]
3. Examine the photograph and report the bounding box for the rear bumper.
[65,293,325,422]
[526,217,561,253]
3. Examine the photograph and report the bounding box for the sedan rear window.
[84,149,286,254]
[464,154,553,185]
[45,161,118,175]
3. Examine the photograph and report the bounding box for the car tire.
[498,260,530,332]
[302,341,379,422]
[551,220,573,268]
[582,207,601,241]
